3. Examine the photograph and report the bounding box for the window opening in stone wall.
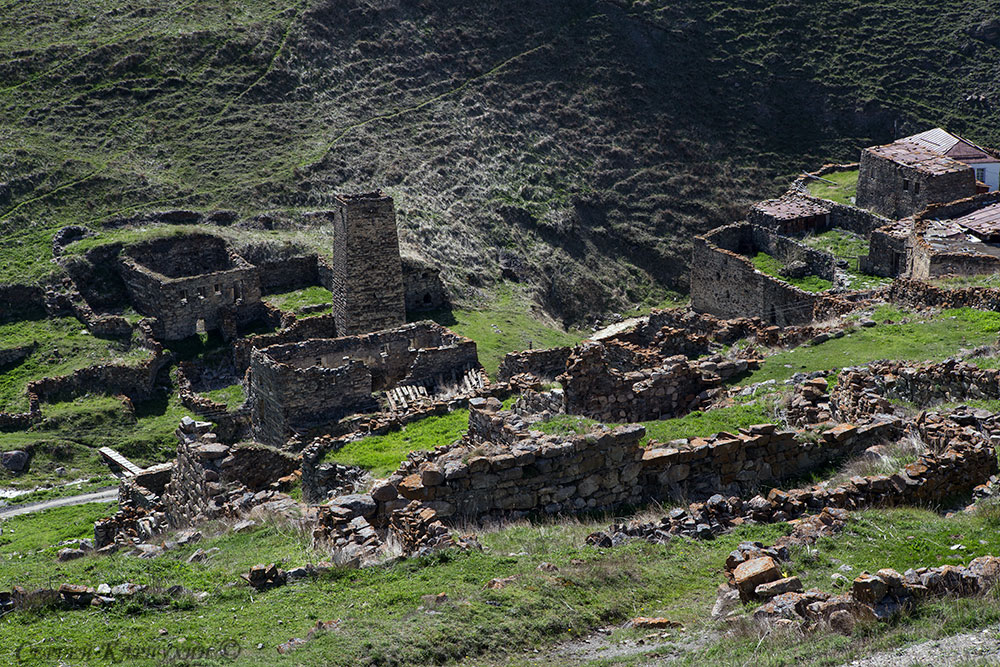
[914,182,920,195]
[233,282,241,302]
[902,179,909,191]
[214,283,221,295]
[197,286,206,299]
[423,293,432,305]
[180,289,187,302]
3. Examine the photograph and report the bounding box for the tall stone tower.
[330,192,406,335]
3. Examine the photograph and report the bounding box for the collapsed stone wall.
[640,419,899,501]
[888,278,1000,315]
[690,222,837,325]
[559,342,719,422]
[371,416,647,522]
[0,343,34,369]
[248,322,480,447]
[497,346,575,383]
[234,314,337,371]
[860,222,910,277]
[833,358,1000,423]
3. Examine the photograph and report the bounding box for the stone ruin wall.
[558,342,718,423]
[887,278,1000,314]
[690,222,836,325]
[401,256,448,313]
[249,346,376,448]
[119,236,264,340]
[247,322,480,448]
[497,346,575,383]
[855,149,977,220]
[234,314,338,371]
[327,194,406,336]
[833,358,1000,423]
[0,284,51,322]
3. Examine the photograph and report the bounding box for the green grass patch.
[805,169,858,206]
[263,286,333,317]
[0,318,151,412]
[425,285,584,377]
[200,383,246,409]
[0,501,116,556]
[741,307,1000,386]
[749,252,832,293]
[801,229,892,291]
[326,409,470,477]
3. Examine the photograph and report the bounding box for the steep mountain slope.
[2,0,1000,323]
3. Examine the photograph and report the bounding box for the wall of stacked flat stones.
[256,254,319,294]
[234,314,338,371]
[856,151,977,219]
[0,343,34,369]
[326,198,406,335]
[497,346,574,382]
[888,279,1000,312]
[691,225,821,325]
[833,359,1000,423]
[218,444,297,491]
[860,225,908,277]
[248,349,376,448]
[926,251,1000,278]
[376,424,647,520]
[26,351,171,404]
[640,420,899,501]
[401,257,448,313]
[161,440,213,528]
[559,344,715,422]
[404,340,480,385]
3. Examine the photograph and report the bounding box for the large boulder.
[1,450,29,473]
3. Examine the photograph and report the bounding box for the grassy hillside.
[4,1,1000,323]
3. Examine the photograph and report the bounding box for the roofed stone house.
[904,127,1000,192]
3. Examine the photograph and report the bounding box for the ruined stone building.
[855,140,977,219]
[248,322,482,447]
[119,234,263,340]
[690,222,837,325]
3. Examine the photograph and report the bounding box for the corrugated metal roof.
[904,128,961,153]
[903,127,1000,164]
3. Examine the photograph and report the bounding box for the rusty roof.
[752,195,830,220]
[950,201,1000,239]
[866,140,971,175]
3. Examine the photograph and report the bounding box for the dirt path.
[0,488,117,520]
[843,625,1000,666]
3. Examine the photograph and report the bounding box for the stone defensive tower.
[330,192,406,335]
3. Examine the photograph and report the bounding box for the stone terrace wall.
[887,279,1000,312]
[640,419,900,501]
[26,351,170,405]
[371,418,647,522]
[256,254,320,294]
[690,222,836,325]
[0,284,47,322]
[558,342,719,422]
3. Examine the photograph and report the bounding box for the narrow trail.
[0,488,117,520]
